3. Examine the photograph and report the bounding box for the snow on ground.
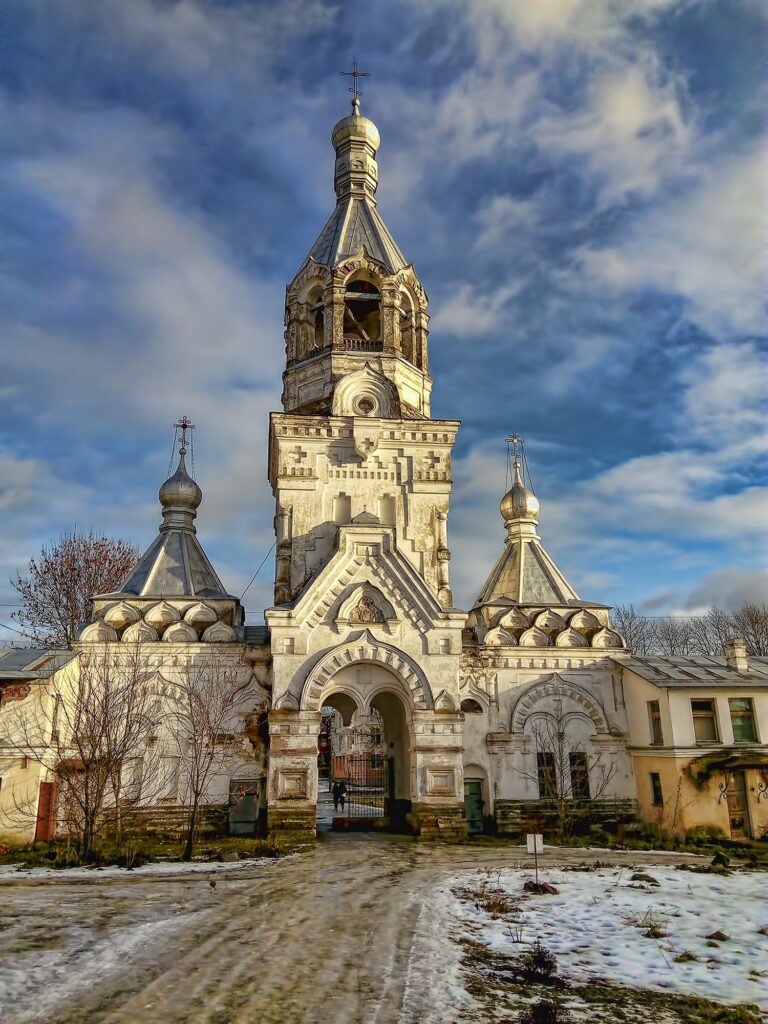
[0,856,269,882]
[411,864,768,1019]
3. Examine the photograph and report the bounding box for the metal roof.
[616,654,768,687]
[306,197,407,274]
[475,536,580,608]
[0,647,74,679]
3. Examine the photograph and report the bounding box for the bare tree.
[168,655,263,861]
[11,530,139,648]
[613,605,657,656]
[688,608,735,656]
[654,616,699,657]
[731,603,768,656]
[0,645,159,859]
[612,603,767,658]
[518,709,618,837]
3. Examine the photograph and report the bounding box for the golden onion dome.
[331,97,380,152]
[500,461,540,525]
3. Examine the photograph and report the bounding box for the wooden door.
[34,782,58,842]
[726,771,751,839]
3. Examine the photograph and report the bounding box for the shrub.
[521,941,558,981]
[518,998,573,1023]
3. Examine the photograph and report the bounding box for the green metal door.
[229,779,259,836]
[464,779,484,834]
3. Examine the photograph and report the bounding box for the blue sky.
[1,0,766,637]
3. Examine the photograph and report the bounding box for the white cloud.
[430,282,521,336]
[573,145,766,337]
[679,339,767,446]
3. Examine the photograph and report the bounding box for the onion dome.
[159,451,202,513]
[500,455,540,526]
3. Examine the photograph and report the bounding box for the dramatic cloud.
[1,0,765,638]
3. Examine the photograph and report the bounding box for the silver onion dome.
[159,451,202,511]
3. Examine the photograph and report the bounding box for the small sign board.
[526,833,544,854]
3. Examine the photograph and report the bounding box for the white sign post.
[526,833,543,884]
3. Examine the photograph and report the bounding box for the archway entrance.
[314,665,413,833]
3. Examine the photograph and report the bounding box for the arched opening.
[460,698,484,714]
[343,279,381,350]
[307,285,325,353]
[312,664,414,833]
[399,289,415,364]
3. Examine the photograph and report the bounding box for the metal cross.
[340,57,370,102]
[505,432,525,463]
[173,415,195,455]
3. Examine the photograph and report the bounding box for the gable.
[291,527,443,634]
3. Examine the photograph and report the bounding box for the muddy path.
[0,836,703,1024]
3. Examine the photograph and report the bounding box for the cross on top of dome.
[340,56,370,112]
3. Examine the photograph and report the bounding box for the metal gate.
[345,753,392,821]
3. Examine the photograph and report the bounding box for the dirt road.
[0,835,703,1024]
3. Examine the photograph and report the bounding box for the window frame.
[647,699,663,745]
[569,751,590,800]
[728,697,758,744]
[690,698,720,745]
[649,772,663,807]
[537,751,557,800]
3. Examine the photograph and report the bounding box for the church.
[2,96,767,847]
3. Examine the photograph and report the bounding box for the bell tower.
[269,94,460,607]
[265,89,467,841]
[281,96,431,419]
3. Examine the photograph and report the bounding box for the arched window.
[460,698,484,714]
[307,286,324,352]
[344,279,380,347]
[399,290,415,363]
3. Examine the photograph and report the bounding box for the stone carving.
[349,594,385,624]
[80,620,119,643]
[591,627,625,649]
[484,626,517,647]
[122,620,159,644]
[510,674,609,734]
[103,601,141,630]
[163,621,198,643]
[144,601,181,629]
[555,627,590,648]
[302,630,433,711]
[184,602,218,627]
[202,621,236,643]
[434,689,457,712]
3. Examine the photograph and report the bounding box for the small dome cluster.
[470,605,625,650]
[80,600,236,645]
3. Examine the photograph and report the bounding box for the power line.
[240,541,276,601]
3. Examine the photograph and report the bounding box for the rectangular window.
[729,698,758,743]
[691,699,719,744]
[20,756,29,769]
[537,752,556,799]
[647,700,663,745]
[569,752,590,799]
[650,772,663,807]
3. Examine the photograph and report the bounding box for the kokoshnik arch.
[3,93,767,847]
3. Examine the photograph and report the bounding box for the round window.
[356,397,376,415]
